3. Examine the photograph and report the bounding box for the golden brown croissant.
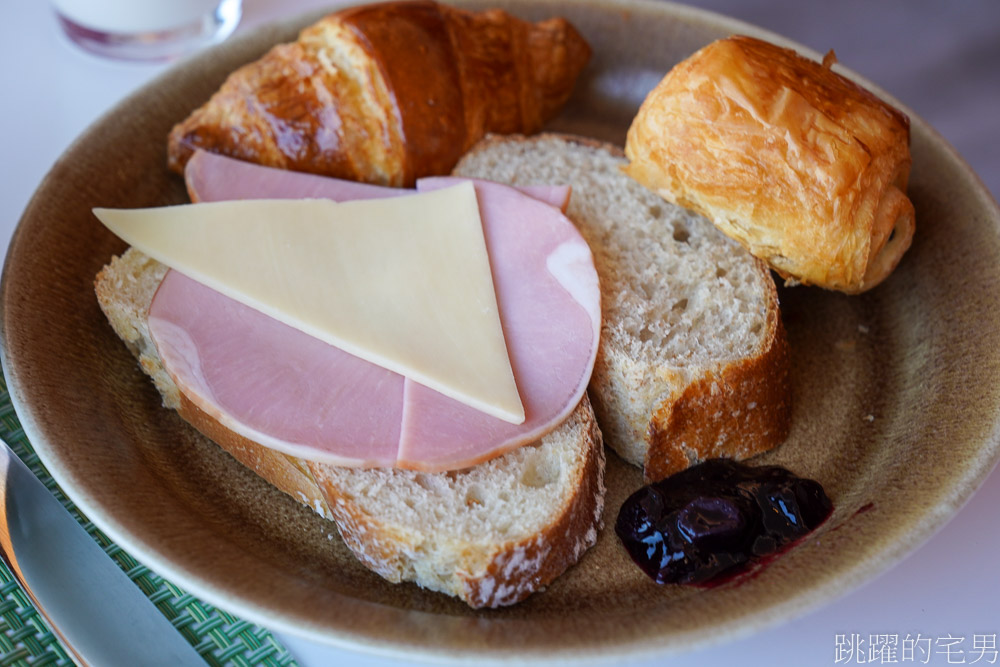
[167,0,591,186]
[625,36,914,293]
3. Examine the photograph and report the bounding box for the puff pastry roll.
[625,35,914,293]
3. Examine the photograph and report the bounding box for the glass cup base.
[55,0,241,61]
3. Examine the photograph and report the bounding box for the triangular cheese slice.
[94,182,524,424]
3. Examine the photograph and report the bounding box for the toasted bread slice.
[95,248,604,608]
[453,134,791,481]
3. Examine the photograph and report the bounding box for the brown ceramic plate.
[3,0,1000,661]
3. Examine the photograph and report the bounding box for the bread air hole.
[465,484,486,507]
[673,224,690,243]
[414,473,435,492]
[521,451,560,488]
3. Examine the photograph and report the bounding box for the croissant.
[167,0,591,186]
[625,36,914,293]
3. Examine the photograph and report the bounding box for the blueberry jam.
[615,459,832,586]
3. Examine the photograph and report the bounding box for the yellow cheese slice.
[94,183,525,424]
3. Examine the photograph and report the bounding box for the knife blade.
[0,438,205,666]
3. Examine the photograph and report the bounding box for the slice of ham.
[186,150,405,202]
[185,150,571,211]
[147,151,599,470]
[402,178,600,469]
[150,271,404,466]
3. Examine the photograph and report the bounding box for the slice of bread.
[453,134,791,481]
[95,247,604,608]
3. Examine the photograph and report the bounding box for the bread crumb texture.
[311,398,605,607]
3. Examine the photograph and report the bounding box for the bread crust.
[625,35,914,293]
[644,291,791,480]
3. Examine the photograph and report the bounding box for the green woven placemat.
[0,370,298,667]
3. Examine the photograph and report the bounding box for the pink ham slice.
[146,151,599,470]
[402,177,600,469]
[185,150,571,211]
[185,150,405,202]
[150,271,404,466]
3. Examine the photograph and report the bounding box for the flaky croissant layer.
[167,0,591,187]
[625,35,914,294]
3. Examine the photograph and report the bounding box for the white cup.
[53,0,242,61]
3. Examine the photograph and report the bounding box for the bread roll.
[625,35,914,293]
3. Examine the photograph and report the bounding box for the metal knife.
[0,438,205,666]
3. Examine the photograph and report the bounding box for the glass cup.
[53,0,242,61]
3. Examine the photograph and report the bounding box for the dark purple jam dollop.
[615,459,832,586]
